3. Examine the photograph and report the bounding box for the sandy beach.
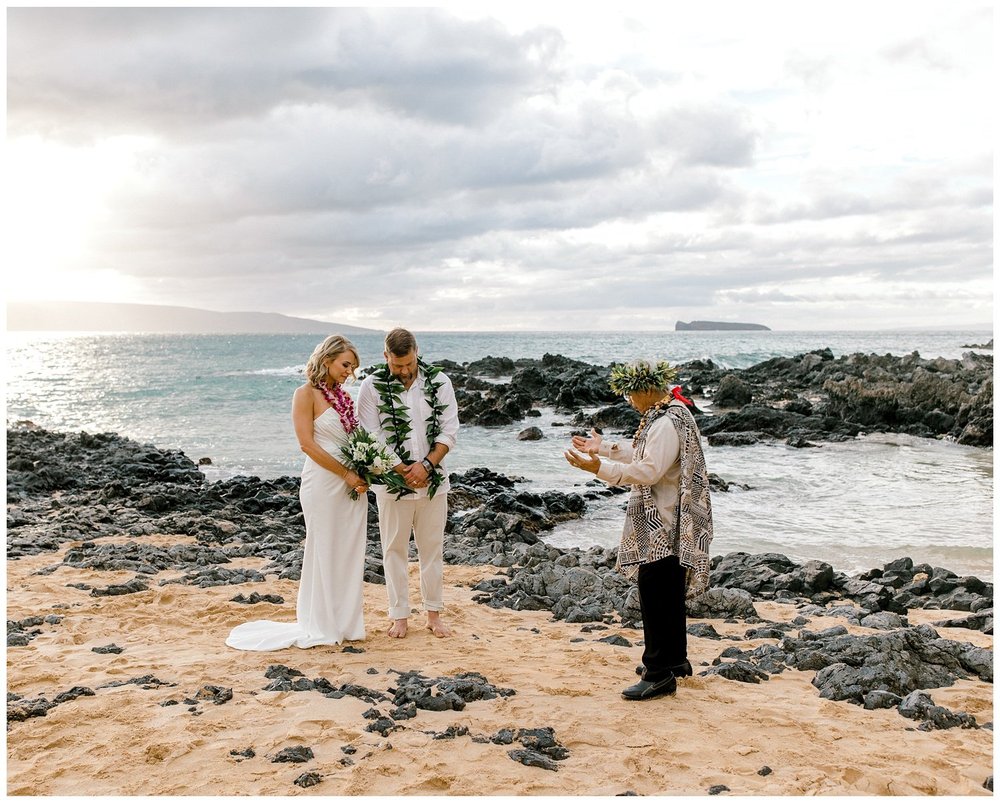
[6,532,993,797]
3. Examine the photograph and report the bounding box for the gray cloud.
[8,8,564,136]
[649,105,758,167]
[6,6,993,330]
[751,164,991,226]
[881,37,956,72]
[294,12,565,125]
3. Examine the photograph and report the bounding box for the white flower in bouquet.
[340,426,413,499]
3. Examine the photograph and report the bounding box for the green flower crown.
[608,360,678,396]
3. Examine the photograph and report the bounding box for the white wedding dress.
[226,408,367,650]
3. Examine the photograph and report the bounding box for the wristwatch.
[421,457,435,474]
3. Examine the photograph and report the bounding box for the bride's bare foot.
[387,618,408,638]
[426,611,452,638]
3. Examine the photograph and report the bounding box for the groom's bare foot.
[387,618,408,638]
[426,611,452,638]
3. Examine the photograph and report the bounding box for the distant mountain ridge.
[6,301,377,334]
[676,320,771,331]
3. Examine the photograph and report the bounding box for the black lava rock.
[431,725,470,740]
[230,592,285,605]
[365,717,399,737]
[782,624,992,703]
[596,635,633,647]
[517,427,544,441]
[701,661,769,684]
[508,748,560,771]
[194,685,233,705]
[90,578,149,597]
[897,690,978,729]
[272,746,314,763]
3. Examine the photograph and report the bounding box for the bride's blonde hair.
[305,334,360,386]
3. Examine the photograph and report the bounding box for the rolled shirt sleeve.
[596,416,679,487]
[356,376,381,438]
[598,439,634,463]
[432,373,459,451]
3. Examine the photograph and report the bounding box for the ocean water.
[4,329,994,579]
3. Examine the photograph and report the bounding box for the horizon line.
[5,326,994,335]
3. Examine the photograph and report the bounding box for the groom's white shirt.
[357,368,460,499]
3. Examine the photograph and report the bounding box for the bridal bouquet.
[341,427,413,500]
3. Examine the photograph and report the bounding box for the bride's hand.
[571,428,603,454]
[345,471,367,494]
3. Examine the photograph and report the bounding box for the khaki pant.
[375,492,448,620]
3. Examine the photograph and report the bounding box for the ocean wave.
[244,365,304,377]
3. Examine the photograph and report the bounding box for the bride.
[226,334,370,650]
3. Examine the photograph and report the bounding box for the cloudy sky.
[5,3,993,331]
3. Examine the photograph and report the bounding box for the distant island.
[6,301,377,335]
[675,320,771,331]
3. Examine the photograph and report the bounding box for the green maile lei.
[372,358,448,498]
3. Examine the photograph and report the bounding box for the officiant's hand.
[564,448,600,474]
[571,428,603,455]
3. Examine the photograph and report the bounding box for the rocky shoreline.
[8,425,993,719]
[6,347,993,794]
[428,347,992,447]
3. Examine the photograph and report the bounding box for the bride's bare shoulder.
[292,383,317,402]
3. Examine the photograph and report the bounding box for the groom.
[357,328,460,638]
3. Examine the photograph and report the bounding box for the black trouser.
[637,555,687,682]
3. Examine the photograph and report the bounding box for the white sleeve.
[356,376,382,438]
[434,374,459,450]
[596,417,678,487]
[598,439,634,463]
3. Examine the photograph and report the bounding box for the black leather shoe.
[622,674,677,701]
[635,660,693,678]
